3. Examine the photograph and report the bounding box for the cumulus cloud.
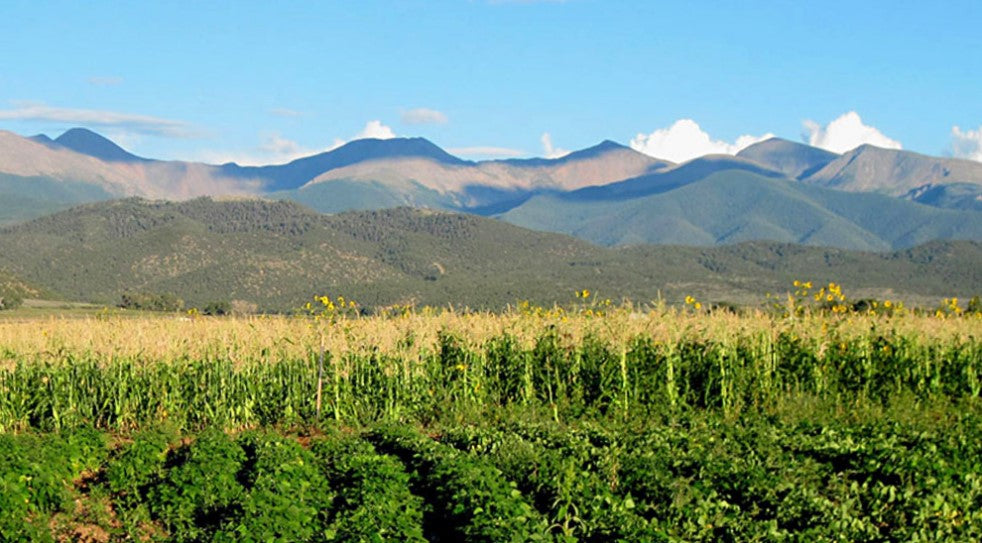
[541,132,570,159]
[951,125,982,162]
[802,111,901,153]
[447,146,526,159]
[0,102,197,138]
[401,107,448,125]
[354,120,396,140]
[630,119,773,162]
[323,120,399,149]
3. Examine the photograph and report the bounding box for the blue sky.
[1,0,980,164]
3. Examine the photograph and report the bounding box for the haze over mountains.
[1,127,980,251]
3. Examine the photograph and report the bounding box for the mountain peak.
[802,142,982,195]
[29,134,55,146]
[737,137,839,179]
[332,136,470,165]
[225,136,471,192]
[737,137,838,157]
[54,128,146,163]
[593,139,628,151]
[561,139,631,160]
[497,139,652,168]
[850,143,895,154]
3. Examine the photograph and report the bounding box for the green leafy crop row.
[1,413,979,541]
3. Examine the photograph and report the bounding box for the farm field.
[1,295,980,541]
[5,2,982,542]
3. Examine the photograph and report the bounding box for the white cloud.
[258,133,308,157]
[0,102,197,138]
[100,130,143,152]
[447,146,526,158]
[199,120,399,166]
[541,132,569,159]
[198,132,319,166]
[354,120,396,140]
[951,125,982,162]
[630,119,773,162]
[802,111,901,153]
[401,108,448,125]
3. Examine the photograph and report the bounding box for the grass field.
[0,295,980,540]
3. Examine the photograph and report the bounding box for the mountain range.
[0,198,977,311]
[0,127,980,251]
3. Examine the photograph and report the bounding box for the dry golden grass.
[1,304,977,369]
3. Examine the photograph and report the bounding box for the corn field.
[0,307,978,431]
[2,304,981,540]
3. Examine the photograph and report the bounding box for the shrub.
[202,300,231,316]
[0,287,22,310]
[118,292,184,312]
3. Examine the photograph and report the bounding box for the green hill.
[499,170,982,250]
[0,198,619,310]
[0,268,45,309]
[0,173,115,225]
[273,178,457,214]
[0,198,978,310]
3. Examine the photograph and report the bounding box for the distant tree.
[202,300,232,316]
[851,299,877,313]
[118,292,185,312]
[0,288,23,310]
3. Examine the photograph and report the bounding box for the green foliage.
[149,429,246,541]
[0,269,32,310]
[105,427,177,508]
[218,432,332,542]
[0,428,108,541]
[0,413,980,541]
[202,299,231,316]
[0,303,980,539]
[443,424,661,541]
[371,424,552,542]
[311,436,426,542]
[0,327,979,431]
[0,288,22,310]
[118,291,185,312]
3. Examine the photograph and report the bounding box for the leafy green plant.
[149,429,246,542]
[311,436,426,542]
[216,432,331,542]
[105,427,176,508]
[371,424,552,542]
